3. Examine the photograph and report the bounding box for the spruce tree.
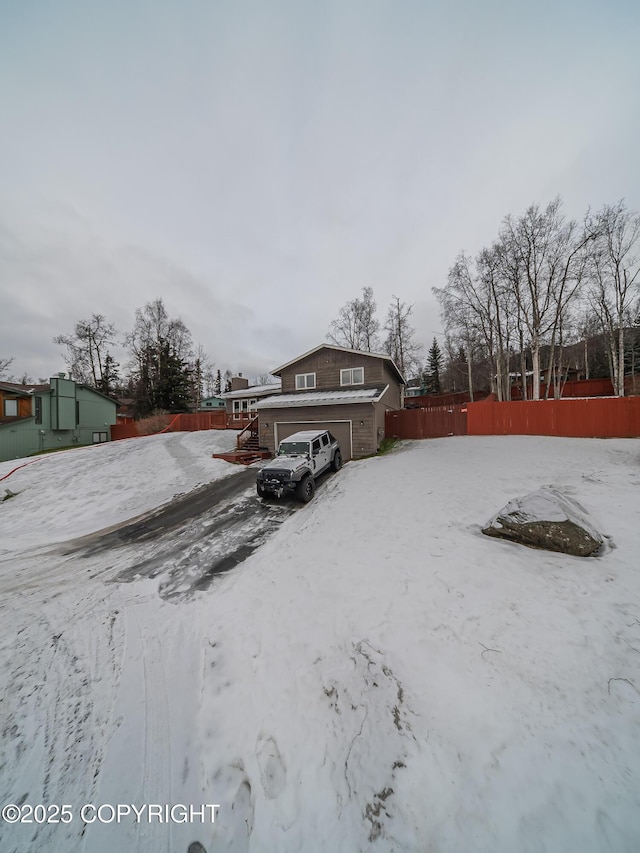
[424,338,444,394]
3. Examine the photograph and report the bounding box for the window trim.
[3,398,18,417]
[295,373,316,390]
[340,367,364,386]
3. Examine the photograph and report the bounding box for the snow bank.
[0,430,238,547]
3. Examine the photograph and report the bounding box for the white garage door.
[275,420,353,461]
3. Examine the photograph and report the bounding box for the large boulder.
[482,487,603,557]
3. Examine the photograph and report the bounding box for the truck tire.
[331,450,342,471]
[296,474,315,503]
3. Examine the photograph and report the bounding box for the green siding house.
[199,395,226,411]
[0,376,117,463]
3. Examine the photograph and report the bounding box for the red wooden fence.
[510,377,614,400]
[386,405,468,439]
[386,397,640,441]
[111,411,236,441]
[468,396,640,438]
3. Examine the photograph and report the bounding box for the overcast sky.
[1,0,639,383]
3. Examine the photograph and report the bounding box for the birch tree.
[587,201,640,396]
[383,295,421,378]
[327,286,380,351]
[500,198,596,399]
[435,252,504,398]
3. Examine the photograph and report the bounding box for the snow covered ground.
[1,433,639,852]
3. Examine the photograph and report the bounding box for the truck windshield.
[278,441,310,456]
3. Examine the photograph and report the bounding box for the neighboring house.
[199,395,226,412]
[223,375,282,423]
[0,375,117,463]
[256,344,405,460]
[115,397,136,423]
[405,378,424,398]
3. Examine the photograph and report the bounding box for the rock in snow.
[482,486,604,556]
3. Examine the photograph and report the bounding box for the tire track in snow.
[62,462,340,601]
[0,581,125,853]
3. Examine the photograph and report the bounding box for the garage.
[275,420,353,461]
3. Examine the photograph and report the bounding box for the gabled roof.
[256,385,389,409]
[271,344,405,385]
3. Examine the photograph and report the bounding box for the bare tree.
[192,343,214,410]
[586,201,640,396]
[383,295,421,378]
[255,374,277,385]
[54,314,118,390]
[435,252,501,398]
[500,198,596,399]
[327,287,380,351]
[0,356,14,379]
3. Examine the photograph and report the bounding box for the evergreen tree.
[423,338,444,394]
[214,369,222,396]
[97,353,120,397]
[132,338,192,416]
[127,299,195,416]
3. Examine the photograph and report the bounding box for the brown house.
[223,376,282,424]
[256,344,405,460]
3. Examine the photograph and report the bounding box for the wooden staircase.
[212,416,271,465]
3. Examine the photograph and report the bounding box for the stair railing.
[236,415,259,450]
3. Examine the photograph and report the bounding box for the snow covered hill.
[1,434,639,852]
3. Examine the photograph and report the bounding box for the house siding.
[259,402,378,460]
[0,381,117,463]
[261,346,404,460]
[280,350,387,393]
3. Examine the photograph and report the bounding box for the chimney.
[230,375,249,392]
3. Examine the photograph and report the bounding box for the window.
[35,396,42,424]
[92,431,108,443]
[233,399,254,419]
[312,439,321,455]
[321,433,329,447]
[3,399,18,417]
[295,373,316,390]
[340,367,364,386]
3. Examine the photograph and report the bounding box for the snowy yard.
[1,432,639,852]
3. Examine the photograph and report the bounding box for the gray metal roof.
[256,385,388,409]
